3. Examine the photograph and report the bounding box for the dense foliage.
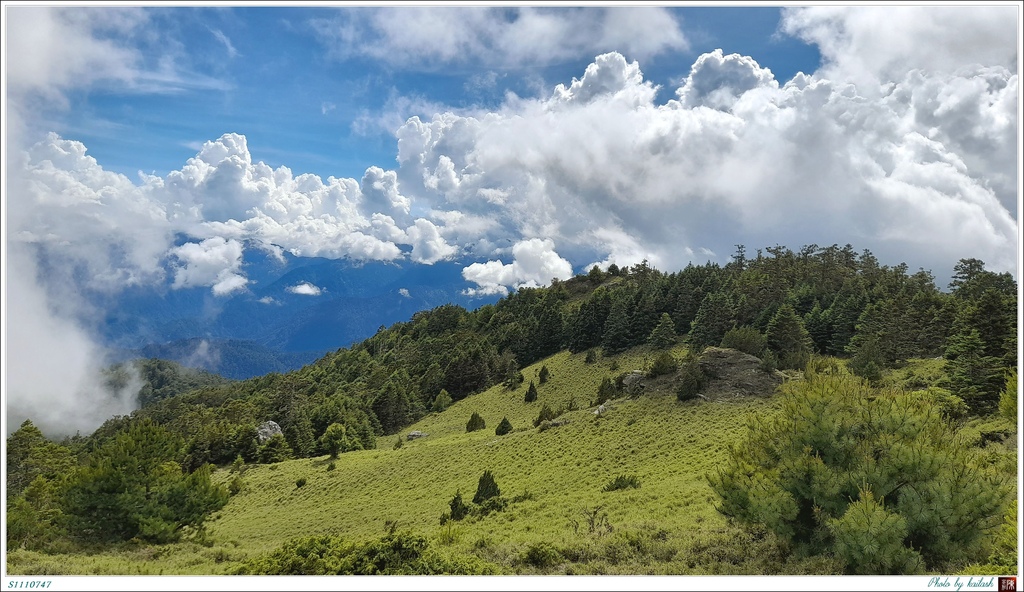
[56,246,1015,472]
[236,531,497,574]
[709,374,1010,574]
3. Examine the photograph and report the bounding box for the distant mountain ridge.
[97,241,500,378]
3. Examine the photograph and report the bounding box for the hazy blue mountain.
[96,242,498,378]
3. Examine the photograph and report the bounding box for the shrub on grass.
[647,351,677,377]
[522,542,562,569]
[533,404,558,427]
[466,412,486,433]
[473,470,500,504]
[709,374,1009,574]
[603,475,641,492]
[295,477,307,489]
[524,381,538,403]
[495,417,513,436]
[235,532,498,575]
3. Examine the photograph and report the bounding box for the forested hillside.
[6,243,1018,575]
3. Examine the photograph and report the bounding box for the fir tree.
[602,294,633,354]
[466,412,486,433]
[473,470,501,504]
[765,304,812,370]
[689,292,736,350]
[319,423,350,459]
[524,381,538,403]
[495,417,513,436]
[432,389,453,413]
[647,313,678,348]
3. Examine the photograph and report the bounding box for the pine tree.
[596,377,617,405]
[431,389,453,412]
[945,329,1003,414]
[257,433,293,464]
[689,292,736,350]
[495,417,513,436]
[524,381,538,403]
[765,304,812,370]
[319,423,350,459]
[539,366,550,384]
[602,294,633,354]
[448,491,469,520]
[466,412,486,433]
[709,374,1007,573]
[473,470,501,504]
[999,369,1017,422]
[647,313,678,349]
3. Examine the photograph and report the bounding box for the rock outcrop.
[256,420,283,443]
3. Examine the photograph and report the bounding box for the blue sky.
[2,4,1020,435]
[52,7,822,183]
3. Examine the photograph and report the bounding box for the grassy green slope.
[8,346,838,575]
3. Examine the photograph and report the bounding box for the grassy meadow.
[7,348,1005,576]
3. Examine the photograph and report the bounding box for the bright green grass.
[9,346,809,575]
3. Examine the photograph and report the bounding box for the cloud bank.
[4,6,1018,435]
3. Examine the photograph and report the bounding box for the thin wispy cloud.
[210,27,240,59]
[312,7,688,70]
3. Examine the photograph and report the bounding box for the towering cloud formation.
[4,6,1017,435]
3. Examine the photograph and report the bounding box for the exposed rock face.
[621,371,645,396]
[256,420,283,443]
[697,347,784,401]
[407,431,428,441]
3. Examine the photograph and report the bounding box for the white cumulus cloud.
[462,238,574,296]
[169,237,247,296]
[286,282,323,296]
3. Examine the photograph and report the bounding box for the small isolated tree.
[533,404,558,427]
[473,470,501,504]
[595,377,617,405]
[524,381,538,403]
[539,366,550,384]
[432,389,453,413]
[676,352,706,401]
[449,491,469,521]
[584,349,598,364]
[319,423,349,459]
[647,313,678,349]
[495,417,513,436]
[466,412,486,433]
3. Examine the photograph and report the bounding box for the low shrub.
[603,475,641,492]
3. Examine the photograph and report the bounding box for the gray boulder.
[256,420,283,443]
[407,431,428,441]
[622,370,645,395]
